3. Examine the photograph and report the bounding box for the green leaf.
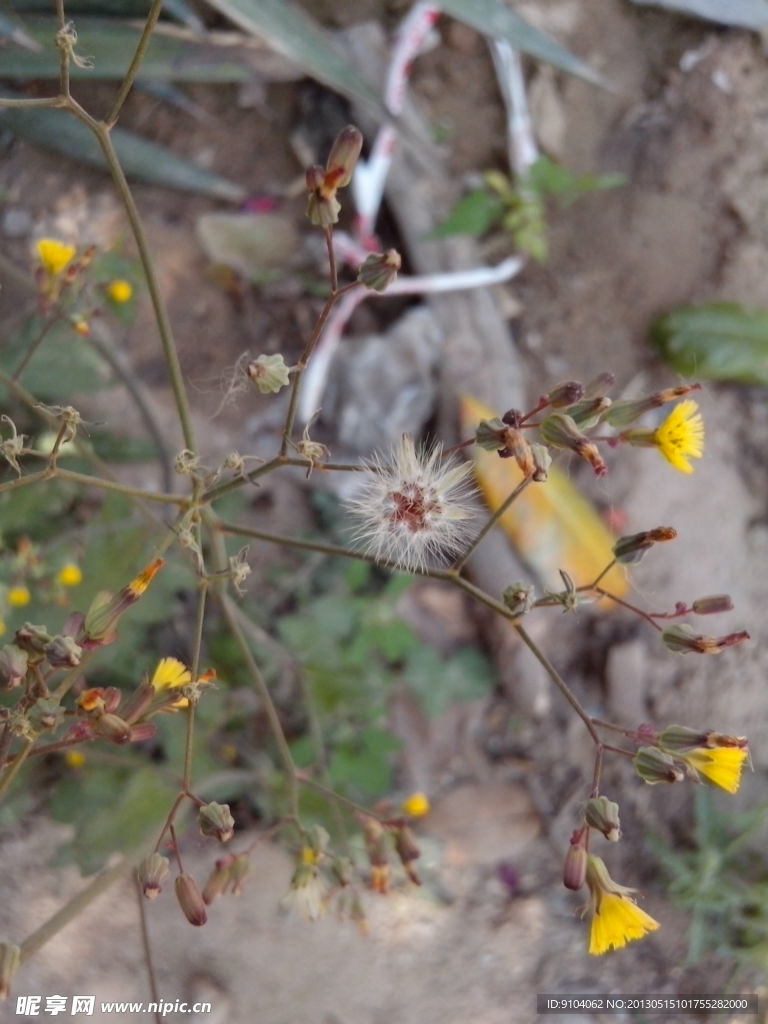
[0,98,245,200]
[628,0,768,30]
[201,0,388,123]
[9,0,204,30]
[429,189,504,239]
[652,303,768,386]
[2,17,253,81]
[436,0,607,87]
[526,155,626,206]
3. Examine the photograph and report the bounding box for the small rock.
[2,207,32,238]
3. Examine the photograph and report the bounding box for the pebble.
[2,207,32,238]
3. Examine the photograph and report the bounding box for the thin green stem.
[11,316,61,382]
[106,0,165,127]
[92,124,197,453]
[182,582,208,790]
[0,96,63,109]
[451,476,532,572]
[593,586,664,631]
[201,455,283,504]
[55,0,70,99]
[297,773,384,823]
[0,739,35,801]
[0,470,49,495]
[513,623,600,744]
[54,467,183,505]
[219,593,299,818]
[215,519,375,563]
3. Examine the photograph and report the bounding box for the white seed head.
[346,435,477,572]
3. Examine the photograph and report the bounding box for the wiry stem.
[106,0,165,127]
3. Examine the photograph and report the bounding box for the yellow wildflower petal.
[401,792,431,818]
[57,563,83,587]
[653,400,704,474]
[65,751,87,769]
[150,657,191,691]
[36,238,76,276]
[127,558,165,598]
[684,746,747,794]
[589,891,660,955]
[107,279,133,303]
[8,586,31,608]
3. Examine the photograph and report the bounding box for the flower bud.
[393,826,421,885]
[357,249,401,292]
[138,853,170,900]
[657,725,708,754]
[83,560,165,646]
[306,192,341,228]
[247,354,291,395]
[175,873,208,926]
[229,852,250,894]
[613,527,677,565]
[44,634,82,668]
[305,164,325,193]
[94,713,132,745]
[584,796,621,842]
[202,855,235,905]
[633,746,686,785]
[401,792,430,818]
[691,594,733,615]
[502,583,535,616]
[563,829,588,891]
[475,417,507,452]
[0,942,21,1000]
[120,682,157,725]
[548,381,585,409]
[584,372,615,399]
[499,428,535,477]
[603,385,701,429]
[661,624,750,655]
[539,413,607,476]
[361,817,389,894]
[198,801,235,843]
[325,125,363,189]
[568,397,612,429]
[14,623,52,656]
[530,443,551,482]
[0,645,28,689]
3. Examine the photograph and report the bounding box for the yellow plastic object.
[460,394,629,599]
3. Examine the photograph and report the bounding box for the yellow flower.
[8,586,31,608]
[65,751,87,769]
[401,792,431,818]
[127,558,165,599]
[36,238,76,276]
[585,856,659,956]
[107,279,133,303]
[653,400,704,474]
[682,746,747,794]
[150,657,192,691]
[57,563,83,588]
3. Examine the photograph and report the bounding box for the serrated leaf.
[629,0,768,29]
[460,394,628,596]
[201,0,387,123]
[429,190,504,239]
[2,17,253,81]
[0,99,245,200]
[437,0,607,87]
[652,303,768,386]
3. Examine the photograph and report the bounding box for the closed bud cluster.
[502,583,536,616]
[563,828,588,891]
[691,594,733,615]
[247,354,291,395]
[499,427,535,476]
[613,527,677,565]
[633,746,686,785]
[539,413,607,476]
[361,817,390,894]
[530,444,552,481]
[82,559,164,646]
[603,384,701,429]
[198,802,235,843]
[661,623,750,655]
[138,853,170,900]
[14,623,52,656]
[202,855,235,905]
[306,125,363,227]
[175,873,208,926]
[44,634,82,668]
[357,249,401,292]
[0,645,28,689]
[392,826,422,885]
[548,381,585,409]
[584,796,621,842]
[475,417,507,452]
[568,397,612,429]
